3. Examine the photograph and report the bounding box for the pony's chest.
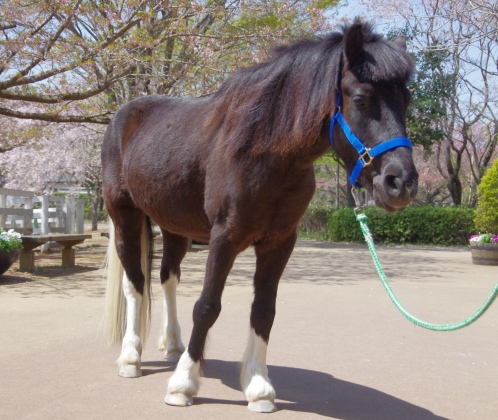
[215,170,316,239]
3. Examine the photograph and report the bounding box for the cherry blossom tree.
[0,122,104,229]
[0,0,337,124]
[0,0,341,226]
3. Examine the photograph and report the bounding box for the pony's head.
[330,20,418,212]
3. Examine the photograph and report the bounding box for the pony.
[101,19,418,413]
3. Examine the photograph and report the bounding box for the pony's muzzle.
[375,161,418,210]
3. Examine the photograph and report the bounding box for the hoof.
[164,393,193,407]
[248,400,277,413]
[119,365,142,378]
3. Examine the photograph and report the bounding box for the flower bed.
[469,233,498,265]
[0,229,23,275]
[0,229,23,252]
[469,233,498,245]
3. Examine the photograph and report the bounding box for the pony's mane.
[205,20,415,157]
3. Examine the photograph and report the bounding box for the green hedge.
[326,206,475,246]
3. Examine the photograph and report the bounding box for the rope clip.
[352,187,364,216]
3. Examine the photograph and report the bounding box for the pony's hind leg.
[158,231,189,363]
[241,232,297,413]
[119,271,143,377]
[109,208,152,378]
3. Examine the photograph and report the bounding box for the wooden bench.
[19,234,92,272]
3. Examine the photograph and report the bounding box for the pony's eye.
[353,95,366,108]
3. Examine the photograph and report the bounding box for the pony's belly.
[124,164,211,241]
[138,196,212,242]
[153,213,212,243]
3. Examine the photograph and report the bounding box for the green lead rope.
[356,212,498,331]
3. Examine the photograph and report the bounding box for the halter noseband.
[328,85,412,188]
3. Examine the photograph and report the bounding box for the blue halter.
[328,90,413,188]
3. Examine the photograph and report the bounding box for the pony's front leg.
[241,232,297,413]
[241,329,276,412]
[118,273,143,377]
[165,226,238,407]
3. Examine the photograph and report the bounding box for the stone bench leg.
[61,247,75,268]
[19,250,35,272]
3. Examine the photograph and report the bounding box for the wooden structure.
[19,234,91,272]
[0,188,34,234]
[0,188,85,235]
[470,244,498,265]
[0,188,90,271]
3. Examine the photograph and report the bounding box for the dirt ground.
[1,230,497,420]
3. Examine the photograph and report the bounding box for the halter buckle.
[360,148,373,166]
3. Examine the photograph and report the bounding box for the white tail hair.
[103,217,152,346]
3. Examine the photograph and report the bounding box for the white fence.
[0,188,85,235]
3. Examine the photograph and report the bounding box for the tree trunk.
[447,175,462,206]
[335,162,339,209]
[443,139,464,206]
[91,197,99,231]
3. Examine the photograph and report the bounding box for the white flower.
[7,229,21,239]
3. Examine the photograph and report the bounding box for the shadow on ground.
[140,359,447,420]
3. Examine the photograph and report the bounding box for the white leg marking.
[241,329,277,413]
[117,274,142,378]
[158,275,185,362]
[164,350,201,407]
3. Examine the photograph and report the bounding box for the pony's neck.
[206,39,342,160]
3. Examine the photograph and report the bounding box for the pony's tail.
[103,217,153,346]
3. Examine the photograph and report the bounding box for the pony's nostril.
[382,172,418,200]
[384,174,401,192]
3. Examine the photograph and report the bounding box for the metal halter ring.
[359,148,373,166]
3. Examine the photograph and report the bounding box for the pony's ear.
[344,21,364,67]
[392,36,407,50]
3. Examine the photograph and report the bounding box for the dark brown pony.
[102,19,418,413]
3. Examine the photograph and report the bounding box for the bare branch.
[0,14,142,90]
[0,23,17,31]
[0,107,110,124]
[0,64,136,103]
[6,0,83,88]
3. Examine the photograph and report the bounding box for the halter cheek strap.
[329,90,413,188]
